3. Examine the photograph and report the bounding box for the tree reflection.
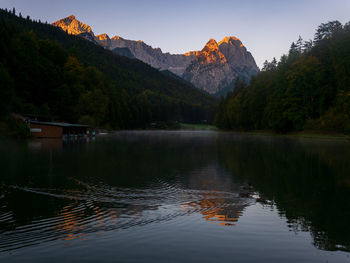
[217,136,350,252]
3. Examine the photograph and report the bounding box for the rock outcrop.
[183,37,259,94]
[96,33,111,48]
[53,15,259,95]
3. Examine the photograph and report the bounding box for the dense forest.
[215,21,350,133]
[0,8,217,132]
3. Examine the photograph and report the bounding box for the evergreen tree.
[289,42,298,57]
[262,60,269,71]
[314,21,343,42]
[344,22,350,32]
[271,57,277,69]
[295,35,303,53]
[303,40,313,53]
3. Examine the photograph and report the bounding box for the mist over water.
[0,131,349,262]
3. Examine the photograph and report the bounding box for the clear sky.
[1,0,349,68]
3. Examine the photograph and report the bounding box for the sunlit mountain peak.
[96,33,110,40]
[52,15,92,35]
[218,36,241,46]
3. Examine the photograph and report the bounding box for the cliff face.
[183,37,259,94]
[53,15,259,95]
[108,36,195,76]
[183,39,233,94]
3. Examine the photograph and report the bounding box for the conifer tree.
[295,35,303,53]
[303,40,313,53]
[314,21,342,42]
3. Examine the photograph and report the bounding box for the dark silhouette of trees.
[215,21,350,133]
[314,21,343,42]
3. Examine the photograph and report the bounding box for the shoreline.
[102,128,350,141]
[2,119,349,141]
[219,129,350,141]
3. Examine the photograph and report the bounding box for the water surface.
[0,131,349,262]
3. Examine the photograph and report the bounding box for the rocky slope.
[183,37,259,94]
[52,15,259,94]
[109,36,195,76]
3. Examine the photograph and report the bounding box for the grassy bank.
[224,129,350,141]
[180,123,218,131]
[284,131,350,140]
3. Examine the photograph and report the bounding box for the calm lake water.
[0,131,350,262]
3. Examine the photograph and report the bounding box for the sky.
[1,0,349,68]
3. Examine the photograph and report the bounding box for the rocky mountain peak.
[96,33,111,48]
[204,39,219,51]
[218,36,241,45]
[183,36,259,94]
[111,35,122,40]
[96,33,110,40]
[66,15,76,20]
[199,38,227,64]
[52,15,92,35]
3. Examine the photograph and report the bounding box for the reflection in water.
[183,164,253,226]
[0,131,349,262]
[217,136,350,252]
[28,137,93,152]
[185,198,245,226]
[0,164,254,252]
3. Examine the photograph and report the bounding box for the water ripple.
[0,178,256,253]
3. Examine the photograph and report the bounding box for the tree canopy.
[215,21,350,133]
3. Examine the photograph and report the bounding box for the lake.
[0,131,349,262]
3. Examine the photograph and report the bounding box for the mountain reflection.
[0,162,253,252]
[184,198,246,226]
[182,164,252,226]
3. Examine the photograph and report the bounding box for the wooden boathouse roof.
[30,121,89,128]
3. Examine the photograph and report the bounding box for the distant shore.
[102,127,350,141]
[222,130,350,141]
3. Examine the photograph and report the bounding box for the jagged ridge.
[183,37,259,94]
[52,15,259,95]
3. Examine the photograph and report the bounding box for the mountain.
[0,9,217,130]
[52,15,259,95]
[183,37,259,94]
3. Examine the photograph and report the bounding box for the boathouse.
[29,121,89,138]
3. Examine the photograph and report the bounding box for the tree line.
[215,21,350,133]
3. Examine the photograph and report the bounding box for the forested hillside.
[215,21,350,133]
[0,8,217,130]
